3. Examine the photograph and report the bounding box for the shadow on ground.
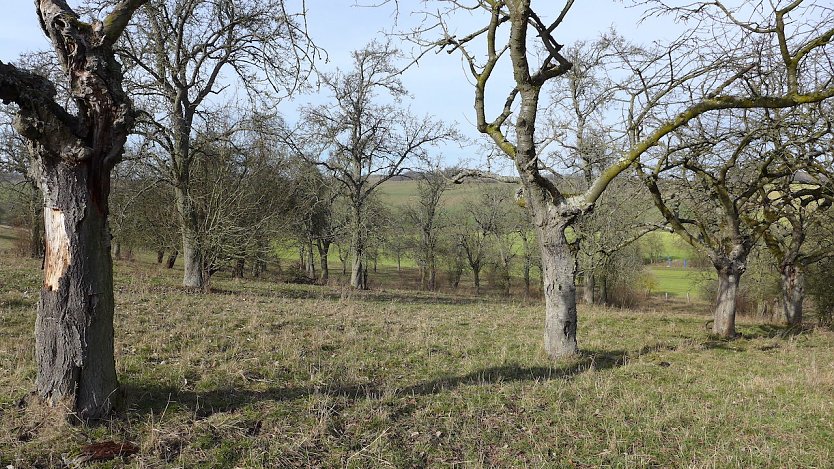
[121,349,628,419]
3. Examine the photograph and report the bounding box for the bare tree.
[756,107,834,326]
[418,0,834,357]
[119,0,314,290]
[405,169,448,290]
[293,41,455,289]
[639,107,817,336]
[0,0,147,418]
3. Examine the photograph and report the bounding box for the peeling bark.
[35,162,117,418]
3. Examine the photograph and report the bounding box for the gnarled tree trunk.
[0,0,146,418]
[35,162,118,418]
[779,263,804,327]
[713,259,746,338]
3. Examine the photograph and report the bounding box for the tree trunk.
[166,250,178,269]
[539,227,579,358]
[472,265,481,295]
[112,241,121,260]
[713,265,742,338]
[599,275,608,305]
[0,0,146,419]
[583,271,595,304]
[174,185,204,290]
[351,251,366,289]
[306,241,316,279]
[233,258,245,279]
[779,263,804,327]
[317,240,330,284]
[428,258,437,292]
[35,162,118,419]
[350,214,367,289]
[156,250,164,264]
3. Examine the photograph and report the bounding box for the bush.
[282,264,314,285]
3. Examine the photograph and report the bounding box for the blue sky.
[0,1,679,168]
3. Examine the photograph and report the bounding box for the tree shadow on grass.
[697,323,808,351]
[209,285,492,307]
[739,323,808,339]
[120,349,628,419]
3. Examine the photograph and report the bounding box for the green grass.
[2,254,833,467]
[377,179,495,209]
[648,266,715,298]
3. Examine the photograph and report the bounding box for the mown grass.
[647,266,715,298]
[2,254,833,468]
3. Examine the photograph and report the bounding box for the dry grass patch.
[1,255,833,467]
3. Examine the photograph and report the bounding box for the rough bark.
[29,186,44,259]
[583,272,595,304]
[36,164,118,418]
[175,185,203,289]
[713,262,743,338]
[779,263,804,327]
[539,224,579,358]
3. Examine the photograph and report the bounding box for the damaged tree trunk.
[0,0,146,419]
[35,161,118,418]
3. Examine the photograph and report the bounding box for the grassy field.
[2,254,833,467]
